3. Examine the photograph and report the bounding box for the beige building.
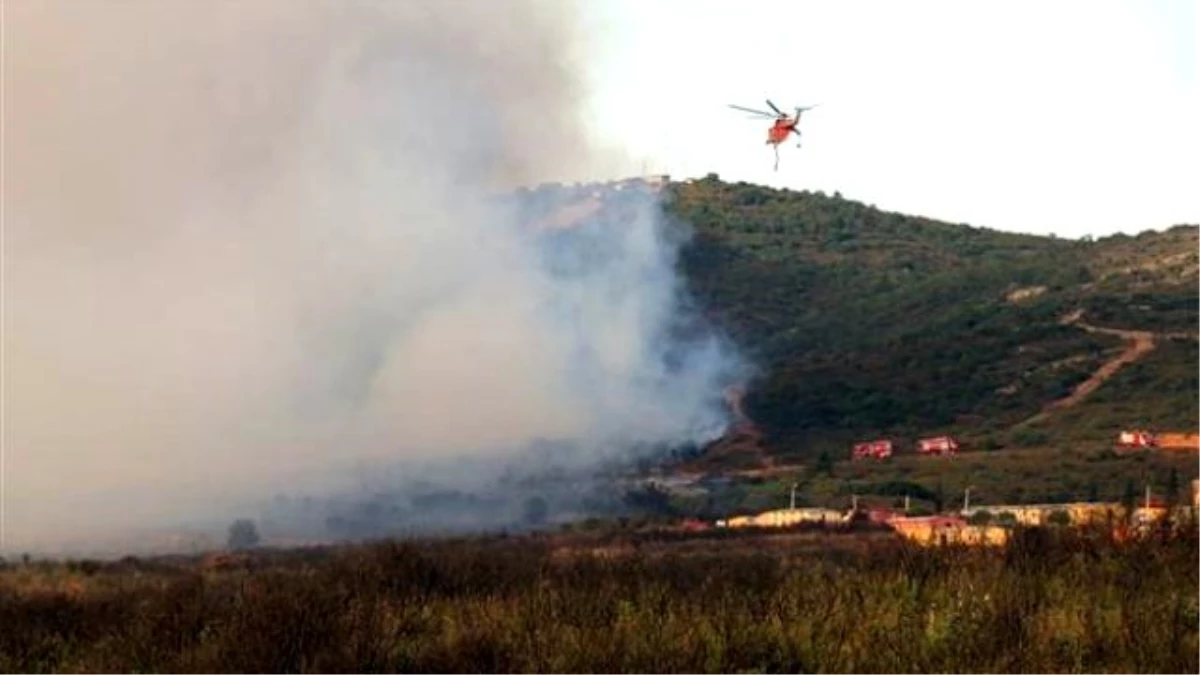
[962,502,1125,526]
[888,516,1009,547]
[717,508,848,529]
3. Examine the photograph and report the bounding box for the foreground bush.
[0,527,1195,673]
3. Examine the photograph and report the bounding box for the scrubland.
[2,523,1196,673]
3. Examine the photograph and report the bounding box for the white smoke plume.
[2,0,744,555]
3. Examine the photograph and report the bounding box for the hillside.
[665,174,1198,462]
[246,176,1197,540]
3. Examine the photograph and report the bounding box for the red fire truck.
[852,439,893,460]
[1115,430,1156,450]
[916,436,960,456]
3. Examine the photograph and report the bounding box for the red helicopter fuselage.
[766,117,798,145]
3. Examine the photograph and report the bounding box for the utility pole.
[790,482,798,510]
[963,486,973,513]
[904,493,910,514]
[851,493,859,512]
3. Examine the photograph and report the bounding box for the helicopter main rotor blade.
[765,99,784,115]
[728,104,777,118]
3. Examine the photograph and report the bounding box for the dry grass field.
[2,523,1196,673]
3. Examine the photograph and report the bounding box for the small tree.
[1047,510,1071,527]
[996,511,1017,526]
[968,510,994,525]
[1166,468,1181,506]
[622,484,675,517]
[523,495,549,527]
[1121,479,1137,518]
[227,518,260,550]
[1011,428,1049,448]
[814,451,834,477]
[932,480,946,513]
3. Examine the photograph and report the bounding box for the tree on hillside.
[227,519,260,551]
[1047,510,1071,527]
[523,496,549,527]
[622,484,675,517]
[933,480,946,513]
[1121,479,1138,517]
[814,451,834,477]
[968,510,993,525]
[1166,468,1181,506]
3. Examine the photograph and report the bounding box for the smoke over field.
[3,1,743,554]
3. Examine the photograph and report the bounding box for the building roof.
[961,502,1122,514]
[889,515,967,529]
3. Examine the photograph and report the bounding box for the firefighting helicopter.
[728,99,820,171]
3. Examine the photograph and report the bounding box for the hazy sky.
[581,0,1199,238]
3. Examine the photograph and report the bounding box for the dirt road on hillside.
[1020,310,1193,426]
[1049,319,1156,410]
